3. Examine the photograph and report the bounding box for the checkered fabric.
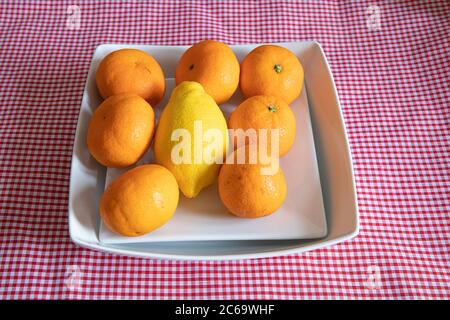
[0,0,449,299]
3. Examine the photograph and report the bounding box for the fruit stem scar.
[274,64,282,73]
[189,64,194,70]
[135,61,152,74]
[268,104,277,112]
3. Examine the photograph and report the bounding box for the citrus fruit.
[100,164,179,237]
[96,48,165,106]
[228,95,296,156]
[240,45,304,104]
[87,94,155,168]
[154,81,229,198]
[218,145,287,218]
[175,40,239,104]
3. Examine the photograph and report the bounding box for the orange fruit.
[175,40,239,104]
[96,49,165,106]
[228,95,296,157]
[240,45,304,104]
[100,164,179,237]
[218,145,287,218]
[87,94,155,168]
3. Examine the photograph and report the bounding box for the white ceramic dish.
[100,80,326,243]
[68,42,358,260]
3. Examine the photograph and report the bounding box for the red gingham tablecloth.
[0,0,449,300]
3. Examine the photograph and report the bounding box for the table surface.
[0,0,449,299]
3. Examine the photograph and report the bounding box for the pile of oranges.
[87,40,304,237]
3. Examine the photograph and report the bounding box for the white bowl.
[68,41,358,260]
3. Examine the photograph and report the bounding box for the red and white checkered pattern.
[0,0,449,299]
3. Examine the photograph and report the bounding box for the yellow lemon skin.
[154,81,229,198]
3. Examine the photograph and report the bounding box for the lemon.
[154,81,229,198]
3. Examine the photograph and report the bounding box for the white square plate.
[69,42,358,260]
[100,80,326,243]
